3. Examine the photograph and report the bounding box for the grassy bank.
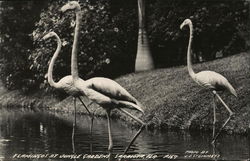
[0,81,58,111]
[0,52,250,134]
[116,52,250,133]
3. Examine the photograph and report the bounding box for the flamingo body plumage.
[194,71,237,97]
[55,76,84,96]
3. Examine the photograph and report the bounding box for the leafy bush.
[0,1,46,92]
[147,0,249,67]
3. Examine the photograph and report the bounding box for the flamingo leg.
[89,116,94,154]
[106,109,113,152]
[118,108,145,125]
[211,140,218,158]
[123,125,145,155]
[72,128,76,154]
[108,152,113,161]
[212,91,234,144]
[72,133,76,161]
[212,91,234,115]
[72,97,76,147]
[78,97,94,136]
[73,97,77,126]
[117,108,145,154]
[78,96,92,115]
[78,97,94,153]
[212,93,217,139]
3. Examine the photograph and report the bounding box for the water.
[0,108,249,161]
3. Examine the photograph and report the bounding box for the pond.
[0,108,249,161]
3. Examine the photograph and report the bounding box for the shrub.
[0,1,46,92]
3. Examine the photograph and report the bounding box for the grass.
[114,52,250,133]
[0,52,249,134]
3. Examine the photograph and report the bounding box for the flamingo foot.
[211,139,215,145]
[108,144,113,152]
[106,109,113,152]
[212,94,217,139]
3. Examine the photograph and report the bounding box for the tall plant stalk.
[135,0,154,72]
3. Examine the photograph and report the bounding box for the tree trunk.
[135,0,154,72]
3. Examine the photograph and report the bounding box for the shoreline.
[0,52,249,134]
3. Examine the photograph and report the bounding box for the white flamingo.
[42,32,93,140]
[61,1,146,152]
[180,19,237,144]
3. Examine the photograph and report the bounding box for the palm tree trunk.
[135,0,154,72]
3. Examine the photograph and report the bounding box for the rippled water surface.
[0,108,249,160]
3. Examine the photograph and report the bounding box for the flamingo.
[61,1,146,152]
[42,32,93,141]
[180,19,237,144]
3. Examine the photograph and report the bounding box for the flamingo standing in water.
[180,19,237,143]
[61,1,146,152]
[42,32,93,140]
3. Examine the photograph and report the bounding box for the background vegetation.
[0,1,47,91]
[0,0,249,94]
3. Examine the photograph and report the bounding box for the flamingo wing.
[84,77,139,103]
[74,78,144,112]
[83,86,144,113]
[83,88,115,106]
[74,79,113,104]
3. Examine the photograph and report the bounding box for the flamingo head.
[42,32,57,40]
[61,1,81,13]
[180,19,192,30]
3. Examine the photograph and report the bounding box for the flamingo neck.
[71,11,81,81]
[48,34,61,88]
[187,22,195,78]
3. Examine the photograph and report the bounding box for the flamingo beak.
[180,23,185,30]
[42,34,49,40]
[61,4,69,12]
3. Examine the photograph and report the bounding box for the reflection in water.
[0,108,249,161]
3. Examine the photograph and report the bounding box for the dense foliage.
[0,0,249,92]
[0,1,46,91]
[147,0,249,67]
